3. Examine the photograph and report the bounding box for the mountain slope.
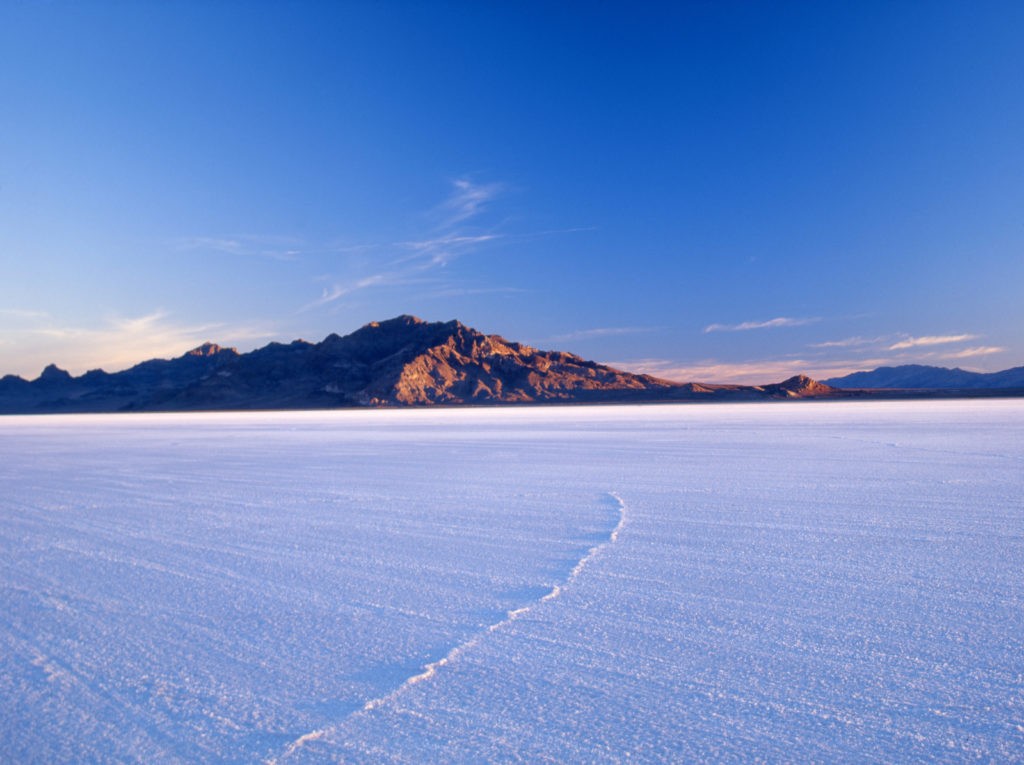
[154,316,684,409]
[760,375,837,398]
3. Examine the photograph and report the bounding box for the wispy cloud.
[307,178,508,310]
[0,308,51,321]
[704,316,819,333]
[397,233,502,267]
[810,335,890,349]
[0,311,278,378]
[608,334,1011,385]
[811,331,995,360]
[303,178,590,312]
[176,235,303,261]
[941,346,1005,359]
[888,333,978,350]
[439,178,503,227]
[594,324,1007,386]
[549,327,658,343]
[302,274,399,311]
[419,285,527,300]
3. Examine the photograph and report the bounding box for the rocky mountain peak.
[771,375,835,396]
[185,342,236,358]
[38,363,72,383]
[363,315,428,331]
[780,374,815,387]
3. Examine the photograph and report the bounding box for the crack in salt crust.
[269,492,626,763]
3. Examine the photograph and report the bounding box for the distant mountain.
[0,315,840,413]
[0,341,241,413]
[825,364,1024,389]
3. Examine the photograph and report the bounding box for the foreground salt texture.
[1,401,1021,763]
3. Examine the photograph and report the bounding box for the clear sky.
[2,1,1022,383]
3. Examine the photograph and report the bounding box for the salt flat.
[1,400,1022,763]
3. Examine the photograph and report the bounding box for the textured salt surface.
[1,401,1022,763]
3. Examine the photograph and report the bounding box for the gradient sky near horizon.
[2,1,1023,383]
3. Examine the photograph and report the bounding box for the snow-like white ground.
[1,400,1022,763]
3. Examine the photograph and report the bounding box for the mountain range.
[3,316,1021,414]
[825,364,1024,389]
[1,315,840,413]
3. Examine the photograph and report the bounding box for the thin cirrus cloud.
[307,178,507,310]
[420,285,527,300]
[810,335,889,349]
[549,327,658,343]
[303,179,587,312]
[396,233,502,267]
[0,308,52,321]
[303,274,398,311]
[888,334,978,350]
[438,178,504,227]
[941,346,1006,359]
[176,235,303,261]
[703,316,819,333]
[812,333,992,356]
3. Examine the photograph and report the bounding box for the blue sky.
[2,1,1022,382]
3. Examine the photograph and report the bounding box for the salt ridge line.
[268,491,627,764]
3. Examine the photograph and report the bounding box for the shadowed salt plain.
[1,401,1022,763]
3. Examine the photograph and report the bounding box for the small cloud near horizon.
[0,308,52,321]
[812,331,996,359]
[810,335,890,349]
[704,316,819,333]
[888,333,978,350]
[941,346,1005,359]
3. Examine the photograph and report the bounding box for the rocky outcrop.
[760,375,837,398]
[382,318,675,404]
[185,342,235,358]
